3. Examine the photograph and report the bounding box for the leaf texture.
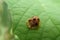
[5,0,60,40]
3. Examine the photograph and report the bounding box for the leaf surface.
[5,0,60,40]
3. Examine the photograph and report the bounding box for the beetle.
[27,16,40,29]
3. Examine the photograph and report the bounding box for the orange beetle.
[27,16,40,29]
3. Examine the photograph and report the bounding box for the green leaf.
[5,0,60,40]
[0,1,13,40]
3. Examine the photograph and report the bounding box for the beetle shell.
[27,16,40,29]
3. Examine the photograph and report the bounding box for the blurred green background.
[0,0,60,40]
